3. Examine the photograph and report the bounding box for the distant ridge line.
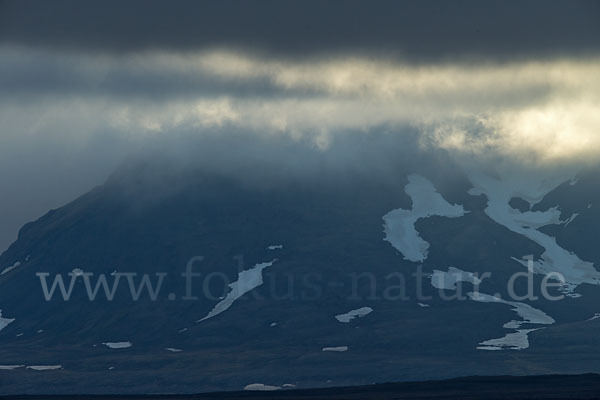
[2,373,600,400]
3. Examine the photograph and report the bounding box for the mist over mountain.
[1,132,600,393]
[1,0,600,396]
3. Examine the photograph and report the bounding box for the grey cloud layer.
[3,47,598,162]
[1,0,599,252]
[1,0,599,61]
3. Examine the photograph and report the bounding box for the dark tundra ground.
[1,374,600,400]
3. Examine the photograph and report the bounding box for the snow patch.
[468,293,555,326]
[468,171,600,297]
[383,174,466,262]
[1,261,21,275]
[322,346,348,352]
[335,307,373,323]
[27,365,62,371]
[165,347,182,353]
[197,260,275,322]
[425,264,554,351]
[0,310,15,332]
[588,313,600,321]
[102,342,132,349]
[468,292,554,350]
[244,383,280,391]
[0,365,24,370]
[475,346,502,351]
[477,329,541,351]
[563,213,578,227]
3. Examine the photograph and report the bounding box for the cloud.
[1,44,599,252]
[1,0,599,61]
[3,46,598,161]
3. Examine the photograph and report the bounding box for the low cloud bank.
[1,46,597,252]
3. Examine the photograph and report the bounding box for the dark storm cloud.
[1,0,599,61]
[0,51,293,100]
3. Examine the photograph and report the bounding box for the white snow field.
[0,309,15,332]
[1,261,21,275]
[198,260,275,322]
[322,346,348,352]
[335,307,373,323]
[468,170,600,297]
[102,342,132,349]
[0,365,24,370]
[0,365,62,371]
[383,174,466,262]
[244,383,281,391]
[468,292,554,350]
[428,267,554,351]
[26,365,62,370]
[476,329,540,351]
[588,313,600,321]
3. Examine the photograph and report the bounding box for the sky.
[0,0,599,252]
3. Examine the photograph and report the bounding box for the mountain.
[1,156,600,394]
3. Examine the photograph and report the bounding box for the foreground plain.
[1,374,599,400]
